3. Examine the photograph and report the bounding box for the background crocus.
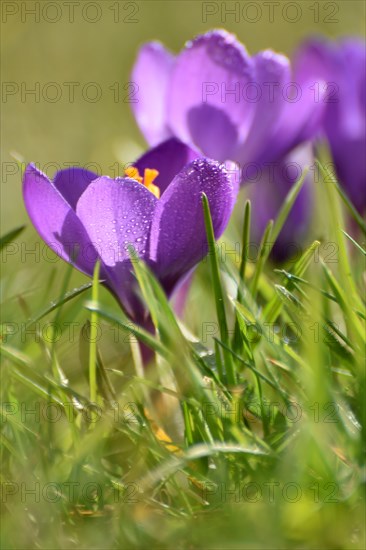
[245,143,314,262]
[131,29,324,172]
[295,36,366,214]
[131,30,325,259]
[23,138,238,324]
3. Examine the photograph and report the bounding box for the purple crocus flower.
[295,37,366,213]
[246,143,314,261]
[23,138,238,323]
[131,29,324,173]
[131,30,325,259]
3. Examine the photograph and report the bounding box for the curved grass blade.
[89,261,100,405]
[0,225,26,251]
[271,168,308,246]
[238,199,251,296]
[317,160,366,235]
[262,240,320,324]
[202,193,236,386]
[342,230,366,256]
[318,160,362,310]
[85,300,168,358]
[138,442,269,492]
[25,282,93,327]
[250,219,273,299]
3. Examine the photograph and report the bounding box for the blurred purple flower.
[23,138,238,322]
[131,29,324,172]
[295,36,366,213]
[246,143,314,262]
[131,29,325,260]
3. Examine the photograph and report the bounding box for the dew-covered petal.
[75,176,159,320]
[53,167,99,210]
[167,30,256,162]
[131,42,175,146]
[23,164,99,275]
[149,158,238,292]
[133,138,201,194]
[75,176,158,267]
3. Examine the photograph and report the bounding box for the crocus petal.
[245,143,314,261]
[294,38,335,87]
[268,78,325,163]
[131,42,175,146]
[53,167,98,210]
[239,50,291,171]
[170,270,195,317]
[328,138,366,212]
[295,37,366,212]
[133,138,201,194]
[75,176,158,320]
[149,158,238,292]
[325,48,365,213]
[335,38,366,138]
[23,164,99,275]
[75,176,158,266]
[167,30,255,162]
[295,38,365,139]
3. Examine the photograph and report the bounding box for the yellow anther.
[124,166,160,199]
[143,168,159,187]
[125,166,143,183]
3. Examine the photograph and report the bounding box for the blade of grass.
[262,240,320,324]
[342,230,366,256]
[233,200,251,352]
[248,167,307,300]
[318,160,362,309]
[25,282,93,327]
[321,261,364,347]
[85,301,168,358]
[0,225,26,251]
[238,200,251,298]
[202,193,236,386]
[89,261,100,405]
[271,168,308,246]
[317,160,366,235]
[249,219,273,299]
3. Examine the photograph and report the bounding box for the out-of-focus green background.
[2,0,365,234]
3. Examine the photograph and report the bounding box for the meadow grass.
[1,165,365,549]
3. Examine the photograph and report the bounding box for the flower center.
[125,166,160,199]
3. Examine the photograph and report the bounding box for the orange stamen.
[124,166,160,199]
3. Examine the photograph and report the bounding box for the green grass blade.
[318,160,361,307]
[342,230,366,256]
[249,219,273,299]
[271,168,308,245]
[238,200,251,296]
[85,301,168,358]
[25,282,93,327]
[317,160,366,235]
[0,225,26,251]
[89,261,100,404]
[262,240,320,324]
[202,193,236,386]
